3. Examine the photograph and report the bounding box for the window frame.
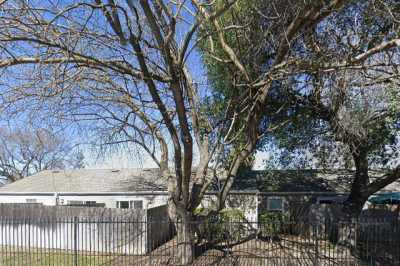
[116,200,144,209]
[267,196,285,212]
[85,201,97,207]
[132,200,143,210]
[117,201,130,209]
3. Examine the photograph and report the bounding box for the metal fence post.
[314,223,319,266]
[148,217,152,266]
[354,219,357,251]
[73,216,78,266]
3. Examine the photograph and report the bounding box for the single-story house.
[0,168,169,209]
[0,168,259,221]
[0,168,398,221]
[232,169,400,220]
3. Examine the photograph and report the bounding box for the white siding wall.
[0,193,258,221]
[0,194,169,210]
[0,195,56,206]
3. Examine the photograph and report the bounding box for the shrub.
[197,208,247,243]
[259,211,289,236]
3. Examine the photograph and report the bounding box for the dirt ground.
[1,235,394,266]
[147,236,360,266]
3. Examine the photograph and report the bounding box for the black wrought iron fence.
[0,217,399,266]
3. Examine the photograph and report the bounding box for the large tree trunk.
[342,151,370,218]
[176,211,196,265]
[169,200,196,265]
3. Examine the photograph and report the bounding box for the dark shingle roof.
[233,169,400,193]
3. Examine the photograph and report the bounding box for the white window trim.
[116,201,130,209]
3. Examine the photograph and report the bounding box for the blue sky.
[0,0,215,171]
[84,146,269,170]
[2,1,398,173]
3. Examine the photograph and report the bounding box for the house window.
[85,201,97,207]
[26,199,37,204]
[117,200,144,209]
[64,200,102,207]
[318,199,334,204]
[133,200,143,210]
[117,201,130,209]
[316,196,347,205]
[67,200,84,206]
[267,197,284,212]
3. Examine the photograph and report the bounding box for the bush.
[259,211,289,236]
[197,208,247,243]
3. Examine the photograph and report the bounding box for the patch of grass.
[0,248,144,266]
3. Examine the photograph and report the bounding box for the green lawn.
[2,254,100,266]
[0,248,148,266]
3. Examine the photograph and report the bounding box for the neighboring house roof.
[233,169,400,193]
[0,168,167,193]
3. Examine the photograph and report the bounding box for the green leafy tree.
[200,0,400,217]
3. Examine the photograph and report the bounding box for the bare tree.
[0,126,84,182]
[0,0,399,263]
